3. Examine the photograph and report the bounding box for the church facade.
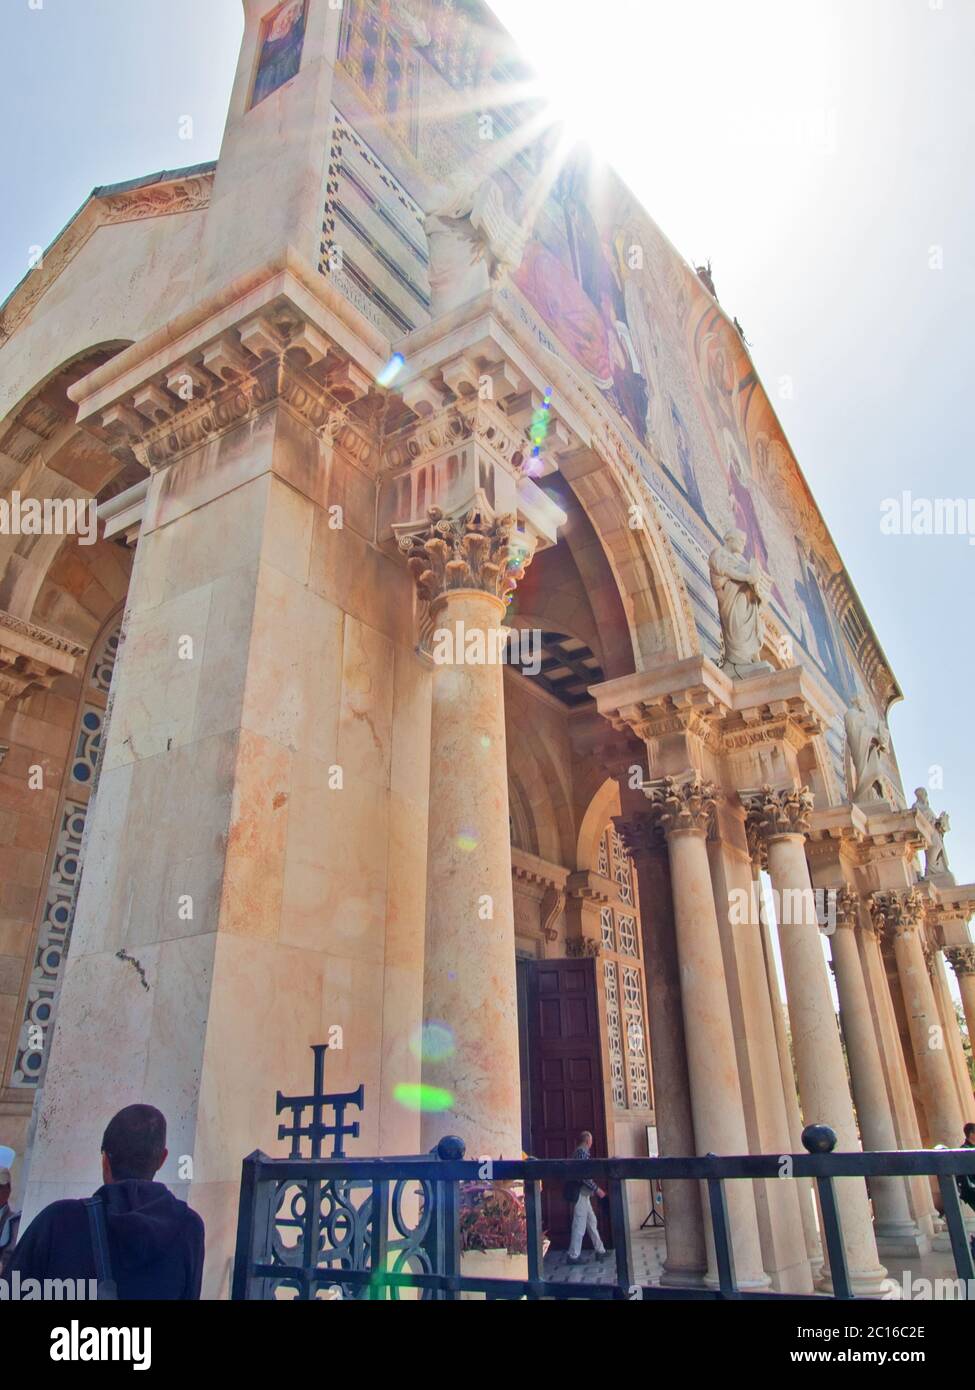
[1,0,973,1298]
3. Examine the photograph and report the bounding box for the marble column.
[400,508,525,1158]
[755,869,823,1269]
[871,890,963,1149]
[947,946,975,1085]
[616,814,708,1286]
[744,786,886,1294]
[644,774,768,1289]
[929,948,974,1121]
[830,890,926,1255]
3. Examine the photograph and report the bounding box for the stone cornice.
[0,610,87,703]
[0,166,215,350]
[591,657,832,760]
[71,300,380,475]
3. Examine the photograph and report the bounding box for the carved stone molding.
[385,396,530,477]
[397,504,529,605]
[946,946,975,978]
[740,784,815,841]
[643,773,719,837]
[0,169,214,349]
[566,938,601,959]
[869,887,927,941]
[0,610,87,704]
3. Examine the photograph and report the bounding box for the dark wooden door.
[522,957,608,1247]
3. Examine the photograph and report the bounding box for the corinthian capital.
[740,784,815,841]
[643,773,719,837]
[946,945,975,978]
[869,887,926,940]
[613,812,664,859]
[833,885,861,931]
[397,504,532,605]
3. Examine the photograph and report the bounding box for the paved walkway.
[544,1227,969,1298]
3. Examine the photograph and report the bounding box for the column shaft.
[664,825,767,1287]
[888,916,963,1149]
[764,832,886,1292]
[831,914,923,1254]
[420,590,521,1157]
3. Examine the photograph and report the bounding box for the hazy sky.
[2,0,972,881]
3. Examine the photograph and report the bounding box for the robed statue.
[424,175,529,318]
[708,528,773,678]
[910,788,953,879]
[844,695,889,805]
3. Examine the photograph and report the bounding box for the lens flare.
[376,352,405,387]
[409,1021,455,1062]
[394,1082,454,1113]
[456,831,478,852]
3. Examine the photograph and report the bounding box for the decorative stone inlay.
[13,801,88,1086]
[869,887,927,940]
[643,773,719,837]
[397,504,530,604]
[946,946,975,978]
[740,783,815,840]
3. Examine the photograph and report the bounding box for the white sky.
[2,0,972,883]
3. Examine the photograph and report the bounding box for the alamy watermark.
[0,492,97,545]
[729,883,838,932]
[0,1272,97,1300]
[880,492,975,545]
[430,623,541,676]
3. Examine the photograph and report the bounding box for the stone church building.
[1,0,973,1298]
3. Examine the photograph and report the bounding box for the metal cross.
[275,1044,364,1159]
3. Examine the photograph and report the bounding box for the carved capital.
[643,773,719,837]
[397,504,530,605]
[741,784,815,841]
[869,887,926,941]
[833,885,861,931]
[614,811,666,860]
[946,946,975,979]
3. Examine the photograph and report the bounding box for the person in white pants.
[567,1131,609,1264]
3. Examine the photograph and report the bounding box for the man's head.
[0,1166,10,1207]
[724,528,746,556]
[101,1105,168,1183]
[964,1122,975,1143]
[577,1131,593,1152]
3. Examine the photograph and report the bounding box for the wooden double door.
[517,957,609,1247]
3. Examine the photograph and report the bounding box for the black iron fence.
[231,1135,975,1301]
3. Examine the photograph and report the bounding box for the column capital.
[740,783,815,842]
[642,772,719,838]
[397,503,531,607]
[614,810,666,860]
[833,885,862,931]
[946,945,975,978]
[869,887,927,940]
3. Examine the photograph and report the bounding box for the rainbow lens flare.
[394,1082,454,1113]
[409,1021,455,1062]
[376,352,405,387]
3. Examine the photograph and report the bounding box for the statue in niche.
[424,176,529,318]
[708,528,773,678]
[911,788,953,880]
[844,694,890,805]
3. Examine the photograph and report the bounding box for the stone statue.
[424,176,528,318]
[911,787,952,879]
[844,694,889,805]
[708,528,772,678]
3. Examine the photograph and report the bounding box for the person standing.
[565,1130,610,1265]
[10,1104,205,1298]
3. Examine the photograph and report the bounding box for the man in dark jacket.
[566,1130,610,1265]
[10,1104,205,1299]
